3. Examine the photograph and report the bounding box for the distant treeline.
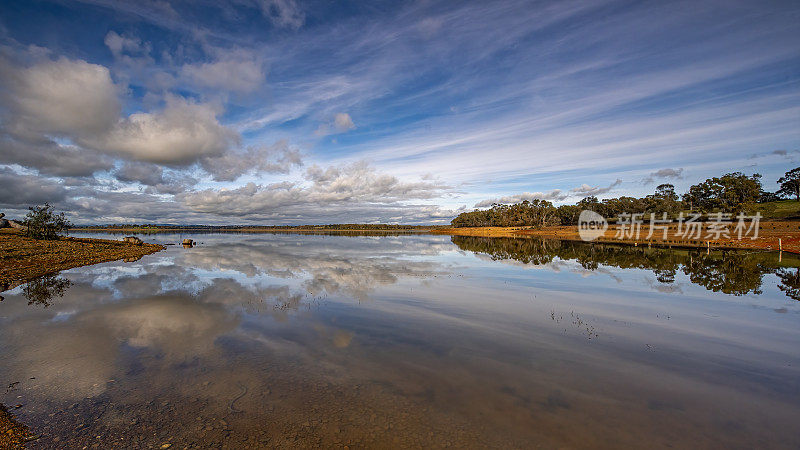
[452,170,796,228]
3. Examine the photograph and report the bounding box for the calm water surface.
[1,233,799,448]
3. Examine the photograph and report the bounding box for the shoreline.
[0,230,164,292]
[0,403,34,449]
[432,221,800,254]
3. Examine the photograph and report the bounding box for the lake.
[1,232,799,448]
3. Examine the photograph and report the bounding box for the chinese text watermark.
[578,211,761,242]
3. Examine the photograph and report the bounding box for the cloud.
[474,190,568,207]
[181,161,451,219]
[181,49,266,94]
[0,167,68,208]
[642,168,684,184]
[114,161,166,186]
[314,112,357,137]
[474,179,622,207]
[267,0,798,189]
[0,56,121,138]
[81,96,238,164]
[570,179,622,197]
[102,30,163,89]
[0,133,115,177]
[334,112,355,131]
[747,149,798,161]
[0,52,240,167]
[104,31,147,57]
[258,0,305,29]
[143,179,198,195]
[112,161,197,194]
[199,139,303,182]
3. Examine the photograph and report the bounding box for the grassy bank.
[0,229,164,291]
[753,199,800,219]
[433,220,800,253]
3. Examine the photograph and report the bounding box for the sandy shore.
[432,220,800,253]
[0,229,164,291]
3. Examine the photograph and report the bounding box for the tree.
[759,190,781,203]
[654,184,678,201]
[450,199,559,228]
[646,183,683,215]
[777,167,800,201]
[23,203,72,240]
[683,172,762,213]
[577,196,602,215]
[556,204,582,225]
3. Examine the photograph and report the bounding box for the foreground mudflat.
[0,232,798,448]
[0,230,164,291]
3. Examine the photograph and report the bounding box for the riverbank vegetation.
[22,203,72,240]
[451,169,800,228]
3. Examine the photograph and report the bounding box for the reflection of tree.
[681,253,764,295]
[22,275,72,307]
[654,268,676,284]
[776,268,800,300]
[451,236,797,299]
[452,236,685,272]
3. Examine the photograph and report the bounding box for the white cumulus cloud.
[1,56,121,137]
[81,96,238,164]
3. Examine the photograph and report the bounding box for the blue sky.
[0,0,798,224]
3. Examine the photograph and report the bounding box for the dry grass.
[433,221,800,253]
[0,229,164,291]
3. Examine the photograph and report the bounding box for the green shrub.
[23,203,72,240]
